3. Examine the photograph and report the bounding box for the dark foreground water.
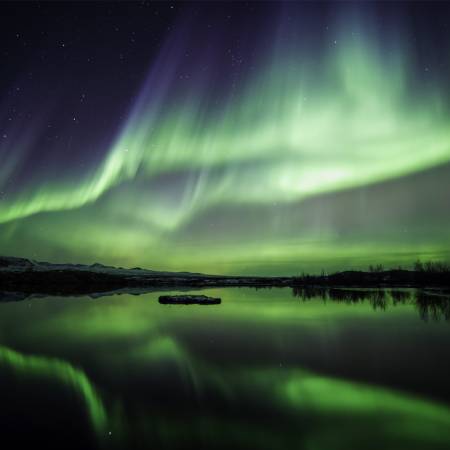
[1,287,450,450]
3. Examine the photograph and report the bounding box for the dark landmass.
[159,295,221,305]
[292,286,450,321]
[1,255,450,301]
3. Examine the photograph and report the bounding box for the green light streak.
[0,22,449,229]
[0,12,449,272]
[281,371,450,419]
[0,345,108,437]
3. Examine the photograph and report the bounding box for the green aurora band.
[0,9,449,273]
[0,345,108,437]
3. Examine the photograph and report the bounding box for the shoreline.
[1,255,449,299]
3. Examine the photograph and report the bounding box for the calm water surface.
[1,287,449,449]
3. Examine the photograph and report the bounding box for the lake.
[1,287,449,449]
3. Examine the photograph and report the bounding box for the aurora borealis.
[1,2,450,274]
[2,4,450,448]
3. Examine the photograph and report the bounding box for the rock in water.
[159,295,221,305]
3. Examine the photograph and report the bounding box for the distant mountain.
[0,255,449,301]
[0,255,290,298]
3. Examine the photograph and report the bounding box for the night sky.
[0,1,450,275]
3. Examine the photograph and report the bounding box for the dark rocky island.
[1,255,449,301]
[159,295,221,305]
